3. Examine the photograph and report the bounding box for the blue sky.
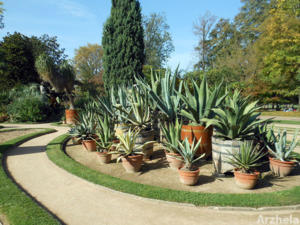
[0,0,242,71]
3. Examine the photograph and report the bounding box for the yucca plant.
[94,114,115,152]
[267,128,299,162]
[180,76,226,125]
[202,90,268,140]
[161,119,182,153]
[172,138,205,171]
[110,128,155,163]
[227,141,267,173]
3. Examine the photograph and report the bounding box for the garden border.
[47,134,300,209]
[0,128,63,225]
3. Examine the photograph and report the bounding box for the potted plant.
[227,141,266,189]
[69,111,96,151]
[110,128,155,173]
[161,119,184,169]
[179,76,225,157]
[202,90,269,175]
[93,114,115,164]
[173,138,205,185]
[266,128,299,177]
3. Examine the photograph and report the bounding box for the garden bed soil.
[0,129,41,144]
[65,140,300,194]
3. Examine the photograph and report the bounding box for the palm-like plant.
[267,128,299,162]
[110,128,154,162]
[180,76,226,125]
[227,141,267,173]
[94,114,115,152]
[202,90,268,140]
[173,138,205,170]
[161,119,182,153]
[35,53,76,109]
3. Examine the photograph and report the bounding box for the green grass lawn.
[0,129,61,225]
[47,134,300,208]
[272,120,300,125]
[261,111,300,117]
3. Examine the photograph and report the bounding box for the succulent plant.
[180,76,226,125]
[69,110,96,140]
[227,141,267,174]
[267,128,299,162]
[172,138,205,171]
[202,90,268,140]
[94,114,115,152]
[160,119,182,153]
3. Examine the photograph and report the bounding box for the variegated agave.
[267,128,299,162]
[160,119,182,153]
[202,90,268,140]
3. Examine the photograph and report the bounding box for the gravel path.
[2,123,300,225]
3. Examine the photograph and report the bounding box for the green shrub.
[7,95,50,122]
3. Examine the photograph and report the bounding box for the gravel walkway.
[2,123,300,225]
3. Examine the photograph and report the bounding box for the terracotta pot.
[181,125,213,157]
[165,152,184,170]
[65,109,78,124]
[82,139,96,152]
[269,157,296,177]
[234,170,260,189]
[96,152,111,164]
[135,129,154,160]
[71,137,82,145]
[121,154,143,173]
[178,167,200,186]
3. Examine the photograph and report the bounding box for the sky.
[0,0,243,71]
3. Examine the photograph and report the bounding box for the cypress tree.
[102,0,145,90]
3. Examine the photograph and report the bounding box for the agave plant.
[161,119,182,153]
[267,128,299,162]
[172,138,205,170]
[227,141,267,174]
[137,68,182,123]
[202,90,268,140]
[180,76,226,125]
[94,114,115,152]
[69,110,96,140]
[110,128,155,163]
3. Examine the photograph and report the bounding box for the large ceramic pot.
[178,167,200,186]
[121,154,143,173]
[135,129,155,160]
[212,137,248,175]
[234,170,260,189]
[96,152,112,164]
[181,125,213,157]
[65,109,78,124]
[269,157,296,177]
[82,139,96,152]
[165,152,184,170]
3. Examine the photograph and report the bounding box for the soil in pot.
[234,170,260,190]
[181,125,213,157]
[96,152,112,164]
[121,154,143,173]
[165,152,184,170]
[82,139,96,152]
[178,167,200,186]
[65,109,78,124]
[269,157,296,177]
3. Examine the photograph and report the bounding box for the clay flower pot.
[96,152,112,164]
[178,167,200,186]
[234,170,260,189]
[121,154,143,173]
[165,152,184,170]
[82,139,96,152]
[65,109,78,124]
[269,157,296,177]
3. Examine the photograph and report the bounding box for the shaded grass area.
[47,134,300,208]
[0,129,61,225]
[261,111,300,117]
[0,128,40,133]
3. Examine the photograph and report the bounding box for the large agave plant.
[161,119,182,153]
[180,76,226,125]
[227,141,267,174]
[69,110,96,140]
[110,86,131,124]
[202,90,268,140]
[267,128,299,162]
[94,114,115,152]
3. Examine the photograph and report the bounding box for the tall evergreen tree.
[102,0,145,90]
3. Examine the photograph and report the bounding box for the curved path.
[2,123,300,225]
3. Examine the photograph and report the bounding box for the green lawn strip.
[0,128,61,225]
[50,122,72,127]
[0,128,43,133]
[272,120,300,125]
[47,134,300,208]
